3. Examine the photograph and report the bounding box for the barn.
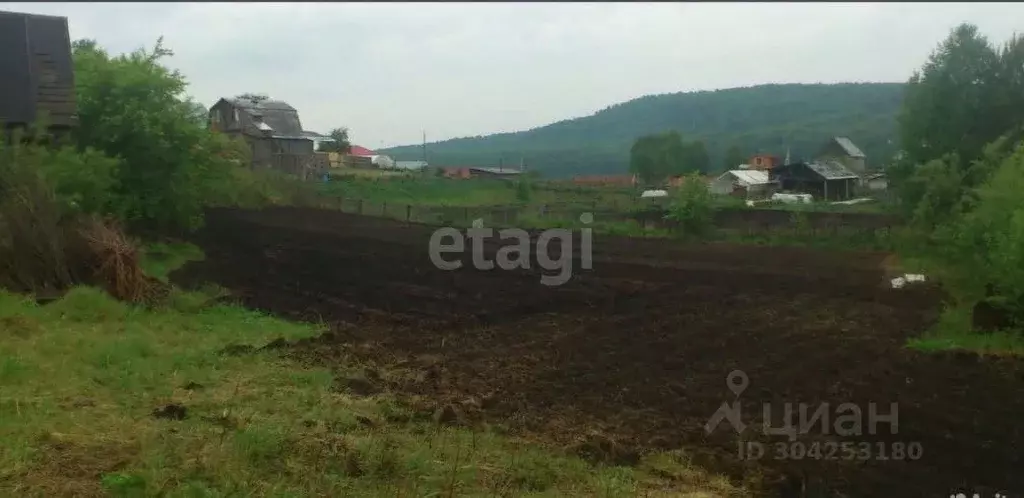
[770,160,860,202]
[208,97,316,177]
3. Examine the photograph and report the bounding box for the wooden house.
[0,10,77,138]
[817,136,867,177]
[208,97,315,177]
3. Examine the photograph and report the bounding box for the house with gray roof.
[208,97,317,176]
[816,136,867,177]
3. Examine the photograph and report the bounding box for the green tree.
[665,173,714,238]
[894,24,1003,215]
[682,140,710,174]
[894,24,1024,221]
[928,142,1024,325]
[723,145,746,171]
[630,131,688,183]
[73,37,245,230]
[319,127,352,153]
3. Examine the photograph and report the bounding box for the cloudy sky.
[4,3,1023,149]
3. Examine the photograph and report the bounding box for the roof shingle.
[228,98,305,138]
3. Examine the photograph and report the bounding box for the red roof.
[348,145,376,157]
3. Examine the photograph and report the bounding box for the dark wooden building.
[817,136,867,177]
[208,97,316,177]
[0,10,77,136]
[770,160,859,202]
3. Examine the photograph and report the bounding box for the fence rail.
[309,195,901,245]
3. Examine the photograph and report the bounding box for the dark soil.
[173,206,1024,498]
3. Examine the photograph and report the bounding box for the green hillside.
[380,83,905,179]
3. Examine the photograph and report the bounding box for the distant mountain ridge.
[380,83,905,179]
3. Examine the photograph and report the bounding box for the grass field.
[0,243,744,497]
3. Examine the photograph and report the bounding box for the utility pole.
[421,131,426,164]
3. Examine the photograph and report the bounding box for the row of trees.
[891,24,1024,329]
[381,83,902,179]
[628,131,710,183]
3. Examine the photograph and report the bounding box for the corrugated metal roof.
[807,160,859,180]
[833,137,866,158]
[726,169,772,185]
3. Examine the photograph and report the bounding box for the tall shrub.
[665,173,714,238]
[72,38,245,231]
[930,143,1024,325]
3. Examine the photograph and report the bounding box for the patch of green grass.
[140,242,205,282]
[907,305,1024,355]
[715,228,895,251]
[0,287,746,497]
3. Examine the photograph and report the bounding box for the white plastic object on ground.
[890,273,927,289]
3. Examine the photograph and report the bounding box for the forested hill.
[380,83,905,179]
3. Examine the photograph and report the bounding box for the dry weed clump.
[0,137,167,304]
[74,216,169,305]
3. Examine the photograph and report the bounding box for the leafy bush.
[928,142,1024,325]
[72,38,248,231]
[0,139,77,292]
[665,174,714,238]
[515,179,533,202]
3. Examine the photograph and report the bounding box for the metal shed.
[0,10,77,132]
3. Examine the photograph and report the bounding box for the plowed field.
[173,207,1024,498]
